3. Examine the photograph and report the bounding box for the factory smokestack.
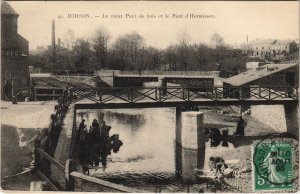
[52,20,55,48]
[52,20,56,72]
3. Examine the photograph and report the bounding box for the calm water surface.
[76,107,235,191]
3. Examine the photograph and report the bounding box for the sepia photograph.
[1,1,299,193]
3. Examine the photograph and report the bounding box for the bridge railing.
[68,85,298,104]
[34,139,149,192]
[116,70,220,77]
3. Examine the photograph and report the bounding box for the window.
[262,47,264,49]
[257,52,259,55]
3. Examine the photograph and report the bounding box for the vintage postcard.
[1,1,299,193]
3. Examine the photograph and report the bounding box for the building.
[248,39,291,60]
[220,63,299,98]
[1,1,30,97]
[245,62,270,70]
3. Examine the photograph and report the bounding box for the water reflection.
[77,108,237,190]
[77,108,176,175]
[175,143,205,182]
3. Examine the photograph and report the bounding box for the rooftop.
[249,39,291,45]
[220,63,298,86]
[1,1,19,16]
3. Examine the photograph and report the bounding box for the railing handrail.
[69,85,299,90]
[36,148,65,171]
[70,171,149,193]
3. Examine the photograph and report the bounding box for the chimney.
[51,20,56,72]
[52,20,55,48]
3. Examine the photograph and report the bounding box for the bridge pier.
[175,108,205,182]
[158,77,167,96]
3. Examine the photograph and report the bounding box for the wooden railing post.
[130,89,133,103]
[258,86,261,98]
[127,89,130,101]
[65,159,75,191]
[99,91,102,103]
[214,87,218,100]
[240,87,243,100]
[155,87,158,101]
[34,139,41,172]
[268,88,271,100]
[34,88,37,101]
[158,88,162,102]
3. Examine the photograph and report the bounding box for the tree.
[111,32,145,70]
[164,45,178,70]
[90,26,111,69]
[73,39,92,70]
[210,32,224,49]
[62,29,75,49]
[177,31,191,71]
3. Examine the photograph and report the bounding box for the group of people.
[204,116,247,177]
[45,93,70,156]
[77,118,123,175]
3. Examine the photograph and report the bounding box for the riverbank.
[1,101,57,190]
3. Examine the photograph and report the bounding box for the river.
[76,107,236,192]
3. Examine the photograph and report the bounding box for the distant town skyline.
[9,1,299,51]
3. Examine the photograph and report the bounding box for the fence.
[69,85,299,105]
[34,87,64,101]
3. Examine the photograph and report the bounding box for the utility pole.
[246,35,248,54]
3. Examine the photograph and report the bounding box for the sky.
[8,1,300,51]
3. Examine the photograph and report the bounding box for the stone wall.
[251,104,299,137]
[284,103,299,139]
[250,105,287,133]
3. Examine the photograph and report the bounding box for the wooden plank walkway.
[50,105,75,188]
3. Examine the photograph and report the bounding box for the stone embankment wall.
[251,104,299,138]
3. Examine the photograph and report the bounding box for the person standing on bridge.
[63,87,70,103]
[90,119,101,166]
[46,114,57,156]
[77,119,91,174]
[99,121,111,167]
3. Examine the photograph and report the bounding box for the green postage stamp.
[252,140,293,191]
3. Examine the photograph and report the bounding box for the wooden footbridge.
[32,84,298,192]
[70,85,298,109]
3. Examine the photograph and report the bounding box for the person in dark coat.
[98,121,111,167]
[91,119,101,143]
[209,128,222,147]
[100,121,111,143]
[90,119,101,166]
[77,119,91,174]
[47,114,56,156]
[3,80,12,101]
[236,116,246,137]
[77,119,88,145]
[110,134,123,153]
